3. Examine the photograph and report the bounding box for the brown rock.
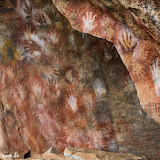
[64,148,147,160]
[52,0,160,125]
[0,0,159,159]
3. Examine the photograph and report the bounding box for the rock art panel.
[52,0,160,124]
[0,0,159,160]
[0,0,116,158]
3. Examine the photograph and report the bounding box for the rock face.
[0,0,159,160]
[51,0,160,125]
[0,148,147,160]
[64,148,147,160]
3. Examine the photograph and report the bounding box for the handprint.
[5,67,14,79]
[17,84,27,99]
[119,32,137,53]
[47,79,61,100]
[44,6,55,18]
[33,11,51,28]
[48,28,59,44]
[15,47,25,61]
[23,41,39,55]
[66,89,77,112]
[40,65,60,81]
[47,78,56,94]
[82,11,97,32]
[150,58,160,96]
[23,25,42,54]
[23,0,32,18]
[32,81,45,100]
[23,25,35,41]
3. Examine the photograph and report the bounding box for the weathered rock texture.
[64,148,147,160]
[51,0,160,125]
[0,0,159,160]
[0,148,147,160]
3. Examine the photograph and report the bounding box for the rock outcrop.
[52,0,160,124]
[64,148,147,160]
[0,148,148,160]
[0,0,159,160]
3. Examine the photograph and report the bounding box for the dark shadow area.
[24,151,31,159]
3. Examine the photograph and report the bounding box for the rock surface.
[64,148,147,160]
[52,0,160,124]
[0,148,147,160]
[0,0,159,160]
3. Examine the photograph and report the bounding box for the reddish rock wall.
[0,0,159,159]
[52,0,160,124]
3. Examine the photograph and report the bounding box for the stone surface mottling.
[0,0,159,160]
[52,0,160,124]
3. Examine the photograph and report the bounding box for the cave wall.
[51,0,160,125]
[0,0,159,159]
